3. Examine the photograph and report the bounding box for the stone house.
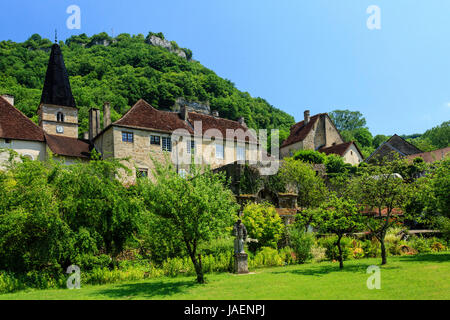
[91,99,259,184]
[280,110,364,165]
[365,134,422,163]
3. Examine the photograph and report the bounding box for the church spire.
[40,43,76,108]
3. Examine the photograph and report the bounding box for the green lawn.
[1,253,449,300]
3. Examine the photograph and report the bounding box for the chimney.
[304,110,310,125]
[180,105,188,121]
[103,102,111,128]
[238,117,247,128]
[212,110,219,117]
[1,94,14,106]
[89,108,101,140]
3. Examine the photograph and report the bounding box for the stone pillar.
[234,253,249,274]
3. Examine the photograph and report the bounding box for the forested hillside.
[0,32,295,136]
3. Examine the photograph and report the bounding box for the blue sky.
[1,0,449,135]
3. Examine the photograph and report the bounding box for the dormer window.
[57,112,65,122]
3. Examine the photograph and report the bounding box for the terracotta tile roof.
[281,114,324,148]
[112,99,257,143]
[44,133,91,159]
[406,147,450,163]
[187,112,257,143]
[319,141,353,156]
[114,99,193,134]
[0,96,45,142]
[319,141,364,159]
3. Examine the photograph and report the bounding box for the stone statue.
[233,219,247,254]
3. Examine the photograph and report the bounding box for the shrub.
[431,241,446,252]
[408,236,432,254]
[198,237,234,256]
[287,227,314,263]
[311,245,326,263]
[242,202,284,252]
[293,150,326,164]
[249,247,284,268]
[361,238,381,258]
[278,247,296,265]
[317,236,352,261]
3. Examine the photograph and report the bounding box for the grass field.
[1,253,449,300]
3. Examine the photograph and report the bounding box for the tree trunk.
[337,235,344,269]
[186,241,205,284]
[380,238,387,265]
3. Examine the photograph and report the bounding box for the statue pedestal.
[234,253,249,274]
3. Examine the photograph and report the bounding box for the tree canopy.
[0,32,295,137]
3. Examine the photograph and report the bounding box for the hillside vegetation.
[0,32,295,136]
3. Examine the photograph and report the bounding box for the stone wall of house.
[104,126,259,184]
[280,140,303,158]
[0,138,46,162]
[324,115,343,147]
[39,104,78,138]
[94,127,115,159]
[343,144,363,165]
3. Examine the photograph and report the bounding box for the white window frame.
[216,143,224,160]
[186,139,195,155]
[237,145,246,161]
[162,136,172,152]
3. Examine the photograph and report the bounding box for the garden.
[0,149,449,298]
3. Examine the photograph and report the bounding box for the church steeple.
[40,44,76,108]
[38,43,79,138]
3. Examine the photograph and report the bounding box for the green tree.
[49,156,141,259]
[312,195,364,269]
[421,121,450,149]
[241,202,284,252]
[137,161,238,284]
[279,158,328,208]
[372,134,389,149]
[351,157,410,265]
[329,110,367,132]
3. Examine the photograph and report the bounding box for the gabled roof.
[0,96,45,142]
[319,141,364,159]
[113,99,193,133]
[110,99,256,142]
[40,44,76,108]
[281,114,324,148]
[366,134,422,162]
[44,133,91,159]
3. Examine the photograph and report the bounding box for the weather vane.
[55,29,58,44]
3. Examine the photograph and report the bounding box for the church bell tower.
[38,43,79,138]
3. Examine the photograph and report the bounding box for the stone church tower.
[38,44,78,138]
